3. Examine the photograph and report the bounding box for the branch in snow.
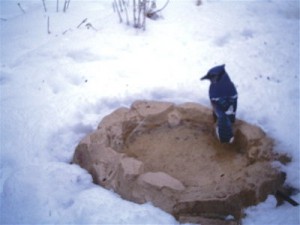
[113,0,169,30]
[133,0,137,27]
[146,0,170,20]
[42,0,47,13]
[66,0,71,11]
[113,0,123,23]
[62,29,72,35]
[77,18,88,28]
[47,16,51,34]
[122,0,130,25]
[63,0,71,13]
[86,23,97,31]
[135,0,148,30]
[112,1,116,13]
[136,0,142,28]
[17,2,26,14]
[118,0,123,12]
[142,0,146,30]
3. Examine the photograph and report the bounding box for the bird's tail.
[216,114,234,143]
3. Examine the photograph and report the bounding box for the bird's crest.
[201,64,226,82]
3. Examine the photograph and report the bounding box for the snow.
[243,195,300,225]
[0,0,299,224]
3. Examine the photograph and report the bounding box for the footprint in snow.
[0,72,11,85]
[214,33,232,47]
[66,49,100,63]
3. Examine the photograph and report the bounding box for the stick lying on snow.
[276,190,299,206]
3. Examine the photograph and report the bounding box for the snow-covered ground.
[0,0,299,224]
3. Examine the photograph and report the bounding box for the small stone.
[138,172,185,191]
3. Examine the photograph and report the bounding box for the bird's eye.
[214,73,223,82]
[210,74,219,82]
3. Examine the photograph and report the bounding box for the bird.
[201,64,238,143]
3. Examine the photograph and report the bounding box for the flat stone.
[138,172,185,191]
[120,157,144,177]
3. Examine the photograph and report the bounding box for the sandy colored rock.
[120,157,144,177]
[72,100,288,224]
[138,172,185,191]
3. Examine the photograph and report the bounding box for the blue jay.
[201,64,238,143]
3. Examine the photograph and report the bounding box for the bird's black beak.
[200,74,209,80]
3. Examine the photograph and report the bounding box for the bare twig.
[62,29,71,35]
[47,16,51,34]
[77,18,88,28]
[63,0,67,12]
[142,0,146,30]
[147,0,170,18]
[66,0,71,11]
[122,0,130,25]
[112,1,116,12]
[118,0,123,12]
[17,2,26,14]
[57,0,59,12]
[114,0,123,23]
[42,0,47,12]
[137,0,141,28]
[133,0,137,27]
[86,23,97,31]
[113,0,161,30]
[63,0,70,12]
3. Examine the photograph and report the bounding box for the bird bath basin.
[73,100,287,224]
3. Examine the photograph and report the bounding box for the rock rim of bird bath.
[73,100,288,224]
